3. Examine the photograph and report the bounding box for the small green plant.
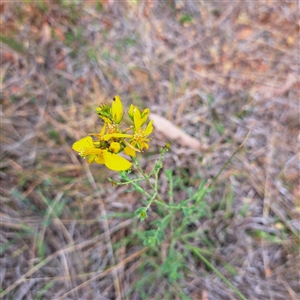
[179,14,193,26]
[72,96,249,300]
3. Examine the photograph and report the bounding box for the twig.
[208,123,254,189]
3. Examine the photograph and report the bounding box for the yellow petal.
[100,123,107,136]
[109,142,121,153]
[101,116,112,124]
[140,142,149,149]
[124,146,136,157]
[111,95,123,123]
[95,154,105,164]
[72,136,94,152]
[88,155,96,163]
[72,136,103,157]
[144,120,153,136]
[128,104,135,120]
[103,133,133,141]
[103,150,132,171]
[134,107,142,130]
[140,108,150,126]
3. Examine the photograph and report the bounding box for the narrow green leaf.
[0,35,26,54]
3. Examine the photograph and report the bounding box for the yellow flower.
[72,136,132,171]
[111,95,123,124]
[124,119,153,156]
[91,123,131,142]
[134,120,153,149]
[73,95,153,169]
[128,104,150,127]
[72,136,104,163]
[96,96,124,125]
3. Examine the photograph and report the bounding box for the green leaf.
[144,230,157,237]
[156,229,164,243]
[179,14,193,25]
[143,237,156,246]
[181,207,190,217]
[0,35,26,54]
[161,215,171,229]
[215,123,225,134]
[34,281,55,300]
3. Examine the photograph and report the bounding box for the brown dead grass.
[1,1,299,299]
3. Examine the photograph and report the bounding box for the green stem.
[146,192,157,211]
[132,157,164,203]
[132,157,154,189]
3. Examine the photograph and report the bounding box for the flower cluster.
[72,96,153,171]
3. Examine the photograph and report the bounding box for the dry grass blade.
[0,219,134,298]
[56,247,148,300]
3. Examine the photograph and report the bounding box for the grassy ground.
[1,1,299,299]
